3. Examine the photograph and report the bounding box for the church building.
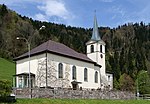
[14,15,113,90]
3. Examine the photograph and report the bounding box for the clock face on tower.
[100,54,103,58]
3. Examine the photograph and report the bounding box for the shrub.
[137,70,150,94]
[0,79,11,97]
[119,73,134,91]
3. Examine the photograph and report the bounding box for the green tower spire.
[91,13,101,41]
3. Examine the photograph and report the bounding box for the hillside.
[0,4,150,90]
[0,57,15,81]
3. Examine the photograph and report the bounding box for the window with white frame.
[84,68,88,81]
[95,71,98,83]
[72,66,76,80]
[58,63,63,78]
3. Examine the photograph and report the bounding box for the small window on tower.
[100,54,103,58]
[100,45,102,53]
[108,76,110,81]
[91,45,94,53]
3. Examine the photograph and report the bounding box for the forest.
[0,4,150,93]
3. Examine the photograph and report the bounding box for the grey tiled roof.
[15,40,95,63]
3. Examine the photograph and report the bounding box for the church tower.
[86,14,106,75]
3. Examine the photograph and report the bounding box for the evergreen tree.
[0,4,8,17]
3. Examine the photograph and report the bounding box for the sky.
[0,0,150,28]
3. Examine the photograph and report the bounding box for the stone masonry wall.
[13,88,135,99]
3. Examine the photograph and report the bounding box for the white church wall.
[86,42,106,79]
[86,41,105,54]
[106,73,113,89]
[16,53,46,87]
[87,53,97,63]
[98,52,106,76]
[78,67,100,89]
[94,66,101,88]
[16,54,46,74]
[16,52,106,89]
[47,53,101,89]
[86,42,97,54]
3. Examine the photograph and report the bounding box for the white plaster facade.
[16,52,102,89]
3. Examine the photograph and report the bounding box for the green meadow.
[15,99,150,104]
[0,57,15,81]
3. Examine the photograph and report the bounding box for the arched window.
[84,68,88,81]
[100,54,103,58]
[72,66,76,80]
[95,71,98,83]
[91,45,94,53]
[108,76,110,81]
[58,63,63,78]
[100,45,102,53]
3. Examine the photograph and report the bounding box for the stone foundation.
[12,88,135,99]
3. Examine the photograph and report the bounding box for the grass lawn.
[0,57,15,81]
[15,99,150,104]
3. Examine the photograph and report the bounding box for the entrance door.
[72,84,77,90]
